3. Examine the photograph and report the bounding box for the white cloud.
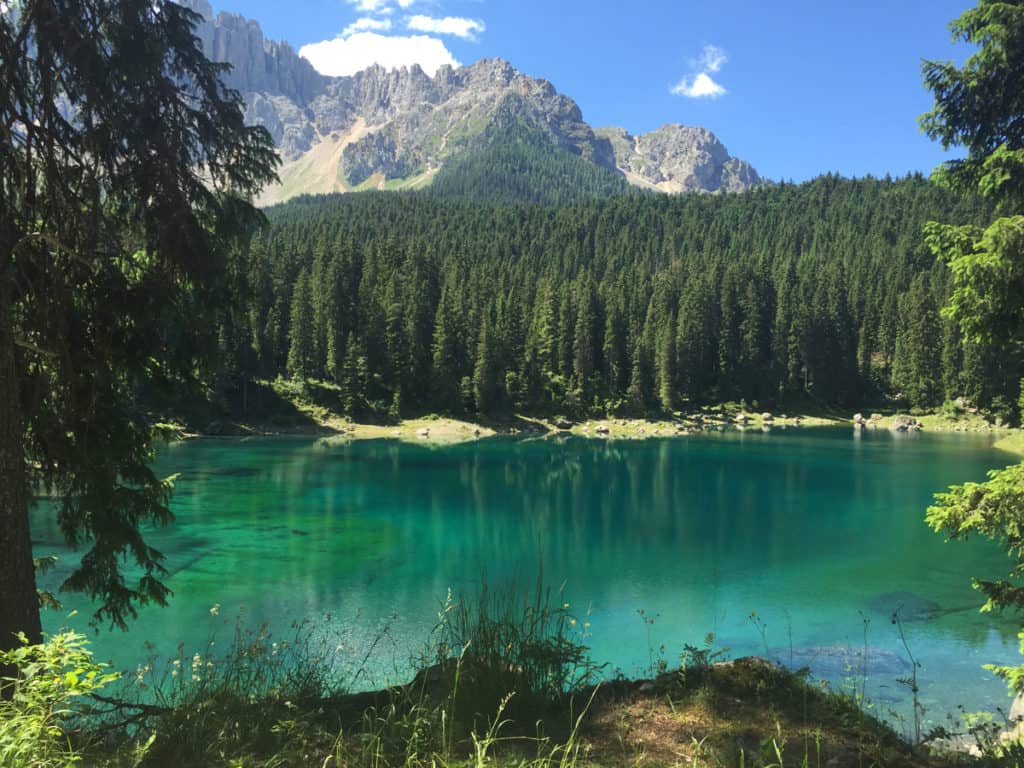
[344,0,416,12]
[671,72,726,98]
[672,44,728,99]
[299,32,459,77]
[407,14,485,40]
[348,0,393,13]
[342,16,392,36]
[696,44,727,74]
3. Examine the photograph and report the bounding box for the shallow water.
[32,427,1023,731]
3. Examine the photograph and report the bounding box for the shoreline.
[177,406,1024,453]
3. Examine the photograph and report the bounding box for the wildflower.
[192,674,200,682]
[192,653,202,671]
[570,618,577,626]
[172,658,181,667]
[210,603,221,617]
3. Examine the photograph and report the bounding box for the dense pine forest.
[207,173,1017,421]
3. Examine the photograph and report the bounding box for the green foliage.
[927,463,1024,691]
[920,1,1024,208]
[431,580,600,727]
[104,617,338,766]
[0,0,279,640]
[430,123,636,206]
[237,174,998,421]
[926,216,1024,346]
[927,463,1024,616]
[920,0,1024,699]
[0,631,118,768]
[890,274,943,408]
[286,268,316,379]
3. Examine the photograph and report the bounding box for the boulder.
[853,413,863,424]
[416,427,430,438]
[761,412,774,422]
[594,423,610,434]
[890,414,922,432]
[554,419,573,430]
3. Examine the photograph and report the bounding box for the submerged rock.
[783,645,910,678]
[865,590,942,622]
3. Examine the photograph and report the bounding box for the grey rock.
[891,414,921,432]
[182,3,762,203]
[595,124,762,193]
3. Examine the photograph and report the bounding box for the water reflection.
[32,428,1020,728]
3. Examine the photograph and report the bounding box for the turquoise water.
[32,427,1023,730]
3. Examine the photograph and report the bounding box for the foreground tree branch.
[0,0,279,654]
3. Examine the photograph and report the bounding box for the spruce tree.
[287,269,316,380]
[0,0,277,645]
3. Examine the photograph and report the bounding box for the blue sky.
[215,0,974,182]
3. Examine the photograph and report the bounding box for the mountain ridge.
[180,0,764,204]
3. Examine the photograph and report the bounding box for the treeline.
[211,174,1020,419]
[428,124,637,206]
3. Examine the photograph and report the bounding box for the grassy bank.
[3,583,993,768]
[994,430,1024,456]
[155,377,1021,448]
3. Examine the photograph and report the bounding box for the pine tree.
[892,275,942,408]
[0,0,277,646]
[431,286,463,412]
[287,269,315,380]
[473,318,502,415]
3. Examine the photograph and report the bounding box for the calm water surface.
[32,427,1022,730]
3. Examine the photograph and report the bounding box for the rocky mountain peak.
[178,2,763,203]
[596,124,762,193]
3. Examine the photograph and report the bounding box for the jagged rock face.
[178,1,761,202]
[596,125,762,193]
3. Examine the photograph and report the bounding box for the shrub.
[430,578,602,729]
[0,631,118,768]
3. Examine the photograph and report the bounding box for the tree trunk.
[0,283,41,658]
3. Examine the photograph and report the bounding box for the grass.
[3,579,1004,768]
[152,374,1024,453]
[995,430,1024,456]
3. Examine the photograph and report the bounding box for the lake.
[32,426,1022,732]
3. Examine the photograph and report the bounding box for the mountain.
[180,0,763,205]
[428,124,639,205]
[596,125,762,194]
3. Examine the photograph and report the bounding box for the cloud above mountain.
[672,44,728,99]
[407,15,485,40]
[300,32,459,77]
[300,0,484,77]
